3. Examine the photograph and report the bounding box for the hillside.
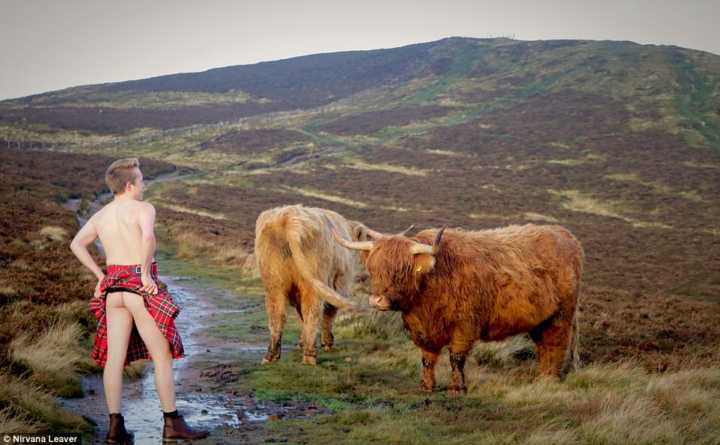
[1,37,718,138]
[1,36,719,442]
[2,34,720,346]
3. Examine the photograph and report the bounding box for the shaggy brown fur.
[254,204,370,365]
[340,223,584,394]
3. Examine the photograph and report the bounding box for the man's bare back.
[92,199,156,265]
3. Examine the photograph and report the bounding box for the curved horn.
[365,226,385,240]
[398,224,415,236]
[333,228,374,251]
[409,226,447,255]
[410,242,434,255]
[360,224,413,240]
[432,226,447,255]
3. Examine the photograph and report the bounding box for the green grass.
[404,76,455,104]
[672,51,720,150]
[516,72,563,98]
[9,320,91,397]
[219,309,720,444]
[0,372,94,436]
[156,241,263,296]
[4,87,261,109]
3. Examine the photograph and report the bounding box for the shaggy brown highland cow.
[255,204,377,365]
[334,223,584,394]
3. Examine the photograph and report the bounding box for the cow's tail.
[568,240,584,373]
[564,276,583,373]
[570,305,581,371]
[286,222,357,310]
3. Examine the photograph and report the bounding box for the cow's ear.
[350,221,371,242]
[347,220,361,240]
[353,225,368,242]
[413,253,436,275]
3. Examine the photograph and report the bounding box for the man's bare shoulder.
[90,201,114,220]
[136,201,156,213]
[94,200,154,220]
[136,201,156,224]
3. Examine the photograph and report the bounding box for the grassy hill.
[2,33,719,362]
[1,36,719,442]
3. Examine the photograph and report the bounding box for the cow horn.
[433,226,447,255]
[398,224,415,236]
[365,227,385,240]
[410,226,446,256]
[333,228,374,251]
[359,224,413,240]
[410,242,434,255]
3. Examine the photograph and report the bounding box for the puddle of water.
[244,411,269,422]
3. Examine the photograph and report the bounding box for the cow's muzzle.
[369,294,393,311]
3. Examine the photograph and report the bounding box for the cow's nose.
[368,294,390,310]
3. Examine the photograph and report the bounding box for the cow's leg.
[420,349,439,392]
[321,303,338,351]
[262,287,288,364]
[293,300,304,350]
[448,338,472,395]
[299,283,321,365]
[529,312,574,380]
[322,271,350,351]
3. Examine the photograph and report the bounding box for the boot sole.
[106,433,134,444]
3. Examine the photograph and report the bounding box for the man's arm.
[70,215,104,280]
[138,202,158,294]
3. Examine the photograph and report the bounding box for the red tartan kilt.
[88,262,185,368]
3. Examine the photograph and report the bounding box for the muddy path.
[59,172,320,444]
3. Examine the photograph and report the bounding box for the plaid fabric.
[88,261,185,368]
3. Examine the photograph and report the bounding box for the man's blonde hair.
[105,157,140,194]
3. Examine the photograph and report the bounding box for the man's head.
[105,157,144,199]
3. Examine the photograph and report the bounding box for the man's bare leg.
[121,291,177,412]
[104,293,134,414]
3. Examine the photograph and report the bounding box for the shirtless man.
[70,158,208,443]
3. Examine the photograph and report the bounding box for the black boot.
[106,413,134,444]
[162,411,210,442]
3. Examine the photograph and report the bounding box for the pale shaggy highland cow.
[254,204,369,365]
[334,223,584,394]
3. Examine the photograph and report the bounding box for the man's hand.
[141,272,158,295]
[94,274,105,299]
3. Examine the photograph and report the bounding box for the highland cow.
[255,204,379,365]
[334,223,584,394]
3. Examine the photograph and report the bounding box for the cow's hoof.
[420,378,435,392]
[261,355,279,365]
[321,334,334,351]
[448,386,467,396]
[302,355,317,365]
[533,374,561,384]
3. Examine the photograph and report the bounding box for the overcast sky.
[1,0,718,101]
